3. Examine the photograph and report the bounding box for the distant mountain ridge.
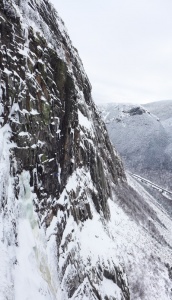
[144,100,172,121]
[99,101,172,190]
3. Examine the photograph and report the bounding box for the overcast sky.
[50,0,172,104]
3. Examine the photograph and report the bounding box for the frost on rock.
[0,1,172,300]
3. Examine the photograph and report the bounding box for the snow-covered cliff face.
[1,1,172,300]
[0,0,129,299]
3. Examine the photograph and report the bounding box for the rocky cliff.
[0,0,129,299]
[1,1,172,300]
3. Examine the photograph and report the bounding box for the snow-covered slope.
[144,100,172,162]
[99,102,172,190]
[1,1,172,300]
[144,100,172,121]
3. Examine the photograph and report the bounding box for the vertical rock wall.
[0,0,129,299]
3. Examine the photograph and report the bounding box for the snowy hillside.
[99,102,172,190]
[1,1,172,300]
[144,100,172,121]
[144,100,172,161]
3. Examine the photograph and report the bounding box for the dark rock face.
[0,0,124,214]
[0,0,129,298]
[125,106,145,116]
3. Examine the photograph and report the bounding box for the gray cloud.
[50,0,172,104]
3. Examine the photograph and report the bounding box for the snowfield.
[1,122,172,299]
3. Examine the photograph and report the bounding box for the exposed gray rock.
[0,0,129,299]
